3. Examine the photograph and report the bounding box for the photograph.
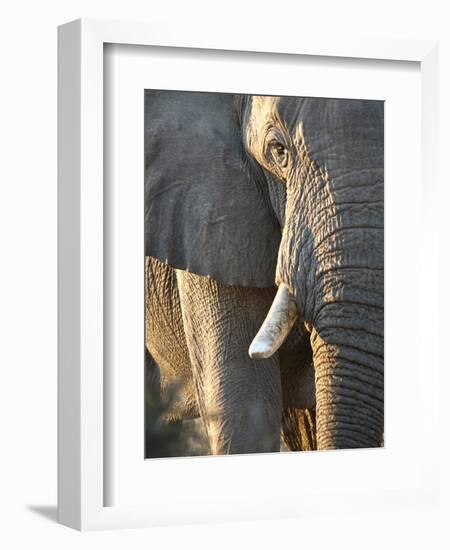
[144,90,384,458]
[47,6,446,538]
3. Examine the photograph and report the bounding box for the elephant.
[144,90,316,455]
[244,96,384,449]
[144,90,384,454]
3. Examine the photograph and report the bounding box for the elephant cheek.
[274,221,314,325]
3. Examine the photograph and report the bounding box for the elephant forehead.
[245,95,280,148]
[248,95,279,123]
[275,97,384,153]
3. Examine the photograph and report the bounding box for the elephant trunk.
[311,299,384,449]
[250,257,384,448]
[248,284,298,359]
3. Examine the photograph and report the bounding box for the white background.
[0,0,448,548]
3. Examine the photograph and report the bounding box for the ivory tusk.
[248,284,298,359]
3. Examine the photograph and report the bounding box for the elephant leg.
[176,270,282,455]
[145,256,199,421]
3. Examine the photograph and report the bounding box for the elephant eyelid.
[268,140,289,169]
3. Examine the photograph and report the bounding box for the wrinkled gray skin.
[242,96,384,449]
[145,91,315,455]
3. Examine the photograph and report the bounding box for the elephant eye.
[269,141,289,169]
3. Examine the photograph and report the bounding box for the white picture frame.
[58,18,440,531]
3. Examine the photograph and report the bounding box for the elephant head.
[243,96,384,449]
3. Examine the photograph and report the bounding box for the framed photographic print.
[58,18,440,530]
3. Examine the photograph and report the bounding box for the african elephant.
[144,90,316,455]
[244,96,384,449]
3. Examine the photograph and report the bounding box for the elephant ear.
[145,91,281,288]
